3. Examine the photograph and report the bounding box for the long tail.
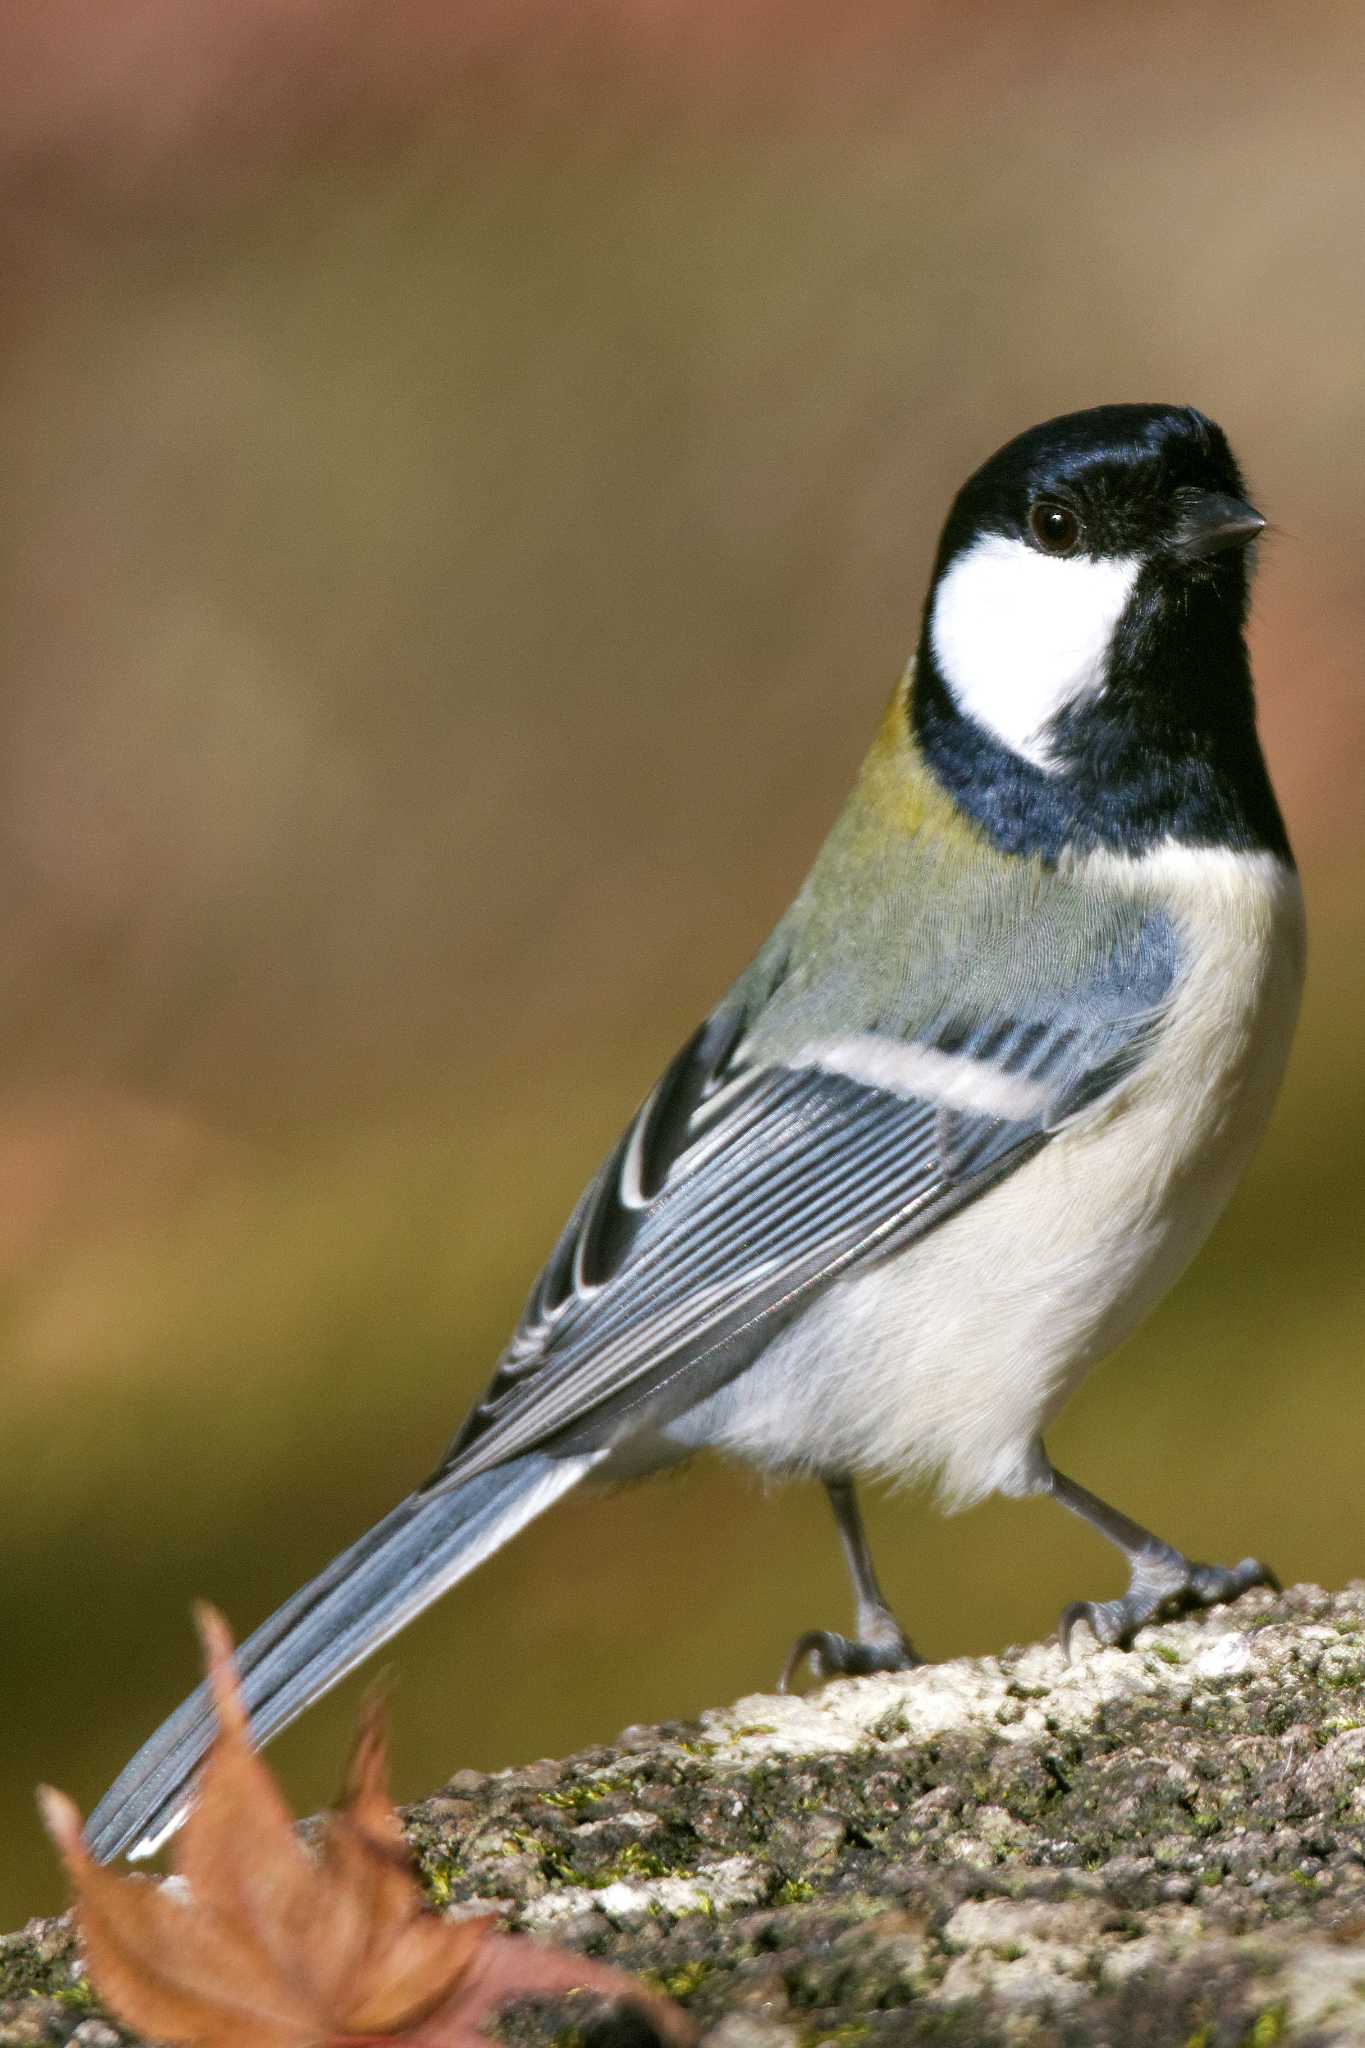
[85,1450,594,1864]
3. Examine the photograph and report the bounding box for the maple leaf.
[40,1605,695,2048]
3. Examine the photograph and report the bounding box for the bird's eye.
[1029,501,1082,555]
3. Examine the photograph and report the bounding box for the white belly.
[672,846,1304,1510]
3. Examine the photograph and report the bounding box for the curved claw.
[1058,1599,1127,1661]
[1187,1557,1279,1606]
[1060,1555,1281,1663]
[778,1627,919,1694]
[779,1629,848,1693]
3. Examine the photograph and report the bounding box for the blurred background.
[1,0,1362,1923]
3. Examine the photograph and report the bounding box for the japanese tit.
[89,402,1302,1862]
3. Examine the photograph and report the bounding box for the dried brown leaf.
[39,1784,311,2048]
[41,1608,695,2048]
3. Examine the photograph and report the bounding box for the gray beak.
[1172,492,1266,561]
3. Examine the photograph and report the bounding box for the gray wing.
[432,920,1176,1487]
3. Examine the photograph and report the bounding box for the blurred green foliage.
[0,3,1362,1925]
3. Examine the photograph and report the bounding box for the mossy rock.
[6,1584,1365,2047]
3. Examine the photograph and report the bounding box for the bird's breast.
[1060,843,1305,1227]
[681,843,1305,1511]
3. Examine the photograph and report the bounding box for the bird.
[87,402,1304,1864]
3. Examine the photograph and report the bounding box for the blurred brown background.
[1,0,1362,1922]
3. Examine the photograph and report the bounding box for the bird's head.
[910,404,1286,862]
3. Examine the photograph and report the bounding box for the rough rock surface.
[4,1582,1365,2046]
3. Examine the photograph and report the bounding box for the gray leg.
[1042,1457,1278,1658]
[779,1477,920,1690]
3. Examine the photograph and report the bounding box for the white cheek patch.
[930,534,1140,771]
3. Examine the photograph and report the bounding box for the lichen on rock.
[5,1582,1365,2046]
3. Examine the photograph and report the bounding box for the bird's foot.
[779,1619,921,1692]
[1059,1553,1279,1660]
